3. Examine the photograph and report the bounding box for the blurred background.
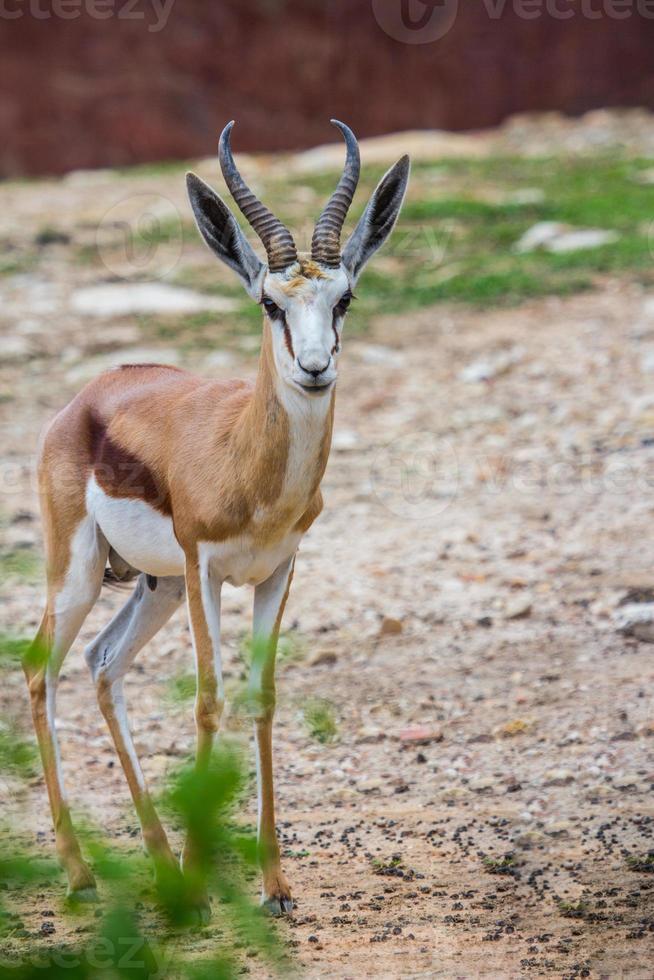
[2,0,654,175]
[3,2,654,977]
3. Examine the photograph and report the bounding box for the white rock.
[332,429,360,451]
[613,773,641,790]
[586,783,612,800]
[505,597,533,621]
[2,335,32,361]
[640,351,654,374]
[329,787,358,803]
[63,168,117,186]
[544,768,575,787]
[290,129,486,174]
[441,786,468,801]
[65,347,180,384]
[14,318,42,336]
[204,350,238,370]
[514,221,618,254]
[506,188,546,205]
[459,359,494,383]
[70,283,239,319]
[640,296,654,319]
[357,344,406,367]
[19,281,64,315]
[469,776,495,792]
[614,602,654,642]
[514,221,566,252]
[85,323,142,352]
[238,335,260,352]
[459,346,524,383]
[547,229,619,253]
[358,778,383,793]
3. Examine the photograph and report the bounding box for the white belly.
[86,476,185,576]
[198,533,301,588]
[86,477,300,585]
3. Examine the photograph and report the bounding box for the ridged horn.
[311,120,361,269]
[218,121,298,273]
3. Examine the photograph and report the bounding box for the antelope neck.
[241,322,334,506]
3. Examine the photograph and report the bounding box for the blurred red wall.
[1,0,654,176]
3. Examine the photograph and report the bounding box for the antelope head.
[187,120,410,397]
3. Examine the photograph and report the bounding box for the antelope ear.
[342,155,410,283]
[186,172,265,299]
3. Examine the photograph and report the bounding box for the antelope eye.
[262,296,283,320]
[334,291,353,316]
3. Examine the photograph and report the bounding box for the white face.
[261,262,352,398]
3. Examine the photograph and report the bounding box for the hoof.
[66,885,100,906]
[188,900,211,927]
[262,894,293,917]
[156,870,210,927]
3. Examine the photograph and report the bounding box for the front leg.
[249,554,295,916]
[185,553,224,768]
[183,552,224,919]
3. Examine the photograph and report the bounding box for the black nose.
[298,358,329,378]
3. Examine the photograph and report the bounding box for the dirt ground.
[2,136,654,977]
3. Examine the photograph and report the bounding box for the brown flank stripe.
[88,413,172,515]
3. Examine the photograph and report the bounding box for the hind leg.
[249,555,295,915]
[85,574,185,886]
[25,515,109,900]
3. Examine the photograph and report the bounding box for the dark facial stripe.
[331,321,340,355]
[283,322,295,359]
[88,413,172,516]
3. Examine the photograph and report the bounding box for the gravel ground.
[2,124,654,976]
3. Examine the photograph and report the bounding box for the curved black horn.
[311,120,361,269]
[218,121,298,273]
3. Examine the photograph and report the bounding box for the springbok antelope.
[24,120,409,916]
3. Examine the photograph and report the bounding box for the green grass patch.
[167,671,197,704]
[482,853,516,875]
[0,725,37,777]
[371,855,407,878]
[0,547,41,583]
[0,633,30,666]
[138,306,260,353]
[75,150,654,361]
[371,154,654,311]
[302,698,338,743]
[336,154,654,315]
[626,851,654,873]
[0,250,36,276]
[276,632,305,665]
[0,704,290,976]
